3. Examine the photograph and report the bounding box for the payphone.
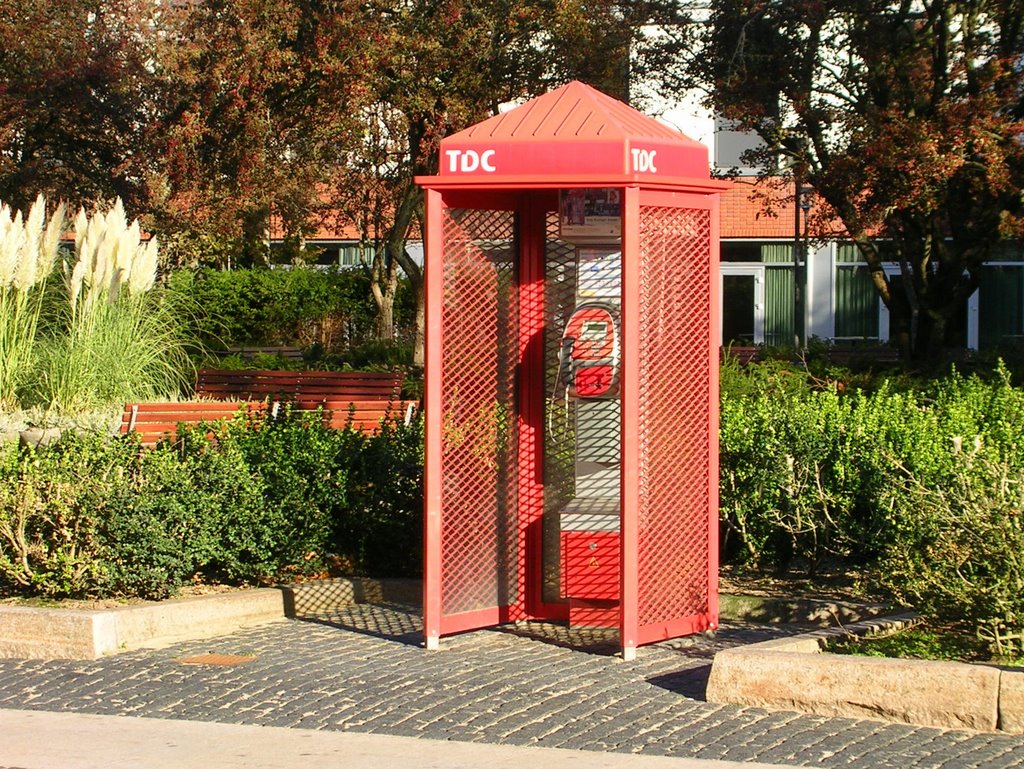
[558,302,620,399]
[420,80,721,657]
[554,189,624,627]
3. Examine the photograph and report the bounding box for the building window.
[834,244,880,341]
[979,265,1024,349]
[714,117,765,176]
[306,242,374,267]
[339,244,371,267]
[721,241,763,262]
[761,244,794,347]
[835,266,880,339]
[719,241,794,347]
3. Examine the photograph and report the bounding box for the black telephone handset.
[558,335,577,388]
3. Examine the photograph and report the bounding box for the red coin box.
[560,530,620,601]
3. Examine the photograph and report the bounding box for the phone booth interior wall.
[417,82,727,659]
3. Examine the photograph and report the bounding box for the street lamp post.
[794,182,813,350]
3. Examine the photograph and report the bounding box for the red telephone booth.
[416,82,726,659]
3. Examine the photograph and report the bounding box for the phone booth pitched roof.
[424,80,725,191]
[418,82,725,660]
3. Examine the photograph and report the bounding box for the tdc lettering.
[631,148,658,173]
[445,149,497,173]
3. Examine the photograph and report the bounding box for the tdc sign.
[631,148,658,173]
[445,149,497,173]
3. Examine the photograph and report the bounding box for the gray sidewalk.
[0,709,802,769]
[0,603,1022,769]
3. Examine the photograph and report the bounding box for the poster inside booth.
[559,188,622,240]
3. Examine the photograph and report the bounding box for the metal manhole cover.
[176,653,256,666]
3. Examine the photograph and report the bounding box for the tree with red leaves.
[0,0,157,212]
[150,0,374,266]
[648,0,1024,359]
[334,0,630,362]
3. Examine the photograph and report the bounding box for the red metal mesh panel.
[636,205,713,627]
[440,208,519,617]
[542,215,578,604]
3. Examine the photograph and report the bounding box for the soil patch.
[719,565,873,603]
[0,583,251,611]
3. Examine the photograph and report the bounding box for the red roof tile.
[720,177,850,239]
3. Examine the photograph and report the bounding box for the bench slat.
[219,346,304,360]
[195,369,403,401]
[198,373,400,384]
[199,385,397,397]
[120,399,417,447]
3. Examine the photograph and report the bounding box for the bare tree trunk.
[241,206,271,266]
[370,249,398,339]
[371,182,423,360]
[411,281,425,367]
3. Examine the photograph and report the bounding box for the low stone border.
[280,577,421,617]
[0,580,882,661]
[706,612,1024,734]
[0,589,288,660]
[717,593,891,627]
[0,578,419,660]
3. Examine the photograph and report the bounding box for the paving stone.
[0,606,1023,768]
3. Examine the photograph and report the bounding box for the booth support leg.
[425,634,440,651]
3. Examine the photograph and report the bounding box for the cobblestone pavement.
[0,604,1022,769]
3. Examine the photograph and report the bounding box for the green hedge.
[0,408,423,600]
[166,266,415,357]
[6,355,1024,650]
[720,358,1024,648]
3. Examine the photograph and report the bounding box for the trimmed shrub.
[336,416,423,577]
[0,406,424,600]
[206,405,357,582]
[720,358,1024,645]
[0,431,130,597]
[166,266,414,356]
[98,436,228,599]
[873,447,1024,654]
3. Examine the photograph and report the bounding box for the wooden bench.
[119,399,417,447]
[195,369,403,401]
[309,398,418,433]
[720,346,761,365]
[825,346,901,366]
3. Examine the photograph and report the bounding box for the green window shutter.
[762,244,793,264]
[978,266,1024,349]
[835,266,879,339]
[836,243,861,263]
[764,266,794,347]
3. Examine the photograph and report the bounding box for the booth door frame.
[424,185,719,657]
[423,190,557,648]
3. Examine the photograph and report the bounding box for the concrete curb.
[0,589,288,659]
[0,578,419,660]
[0,579,887,661]
[706,612,1024,734]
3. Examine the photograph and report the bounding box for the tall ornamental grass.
[0,196,66,409]
[34,199,191,413]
